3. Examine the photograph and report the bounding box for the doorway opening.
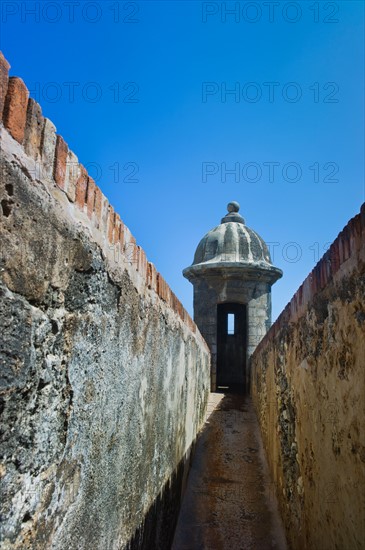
[216,303,247,393]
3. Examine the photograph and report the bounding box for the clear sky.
[1,1,364,321]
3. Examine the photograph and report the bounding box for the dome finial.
[221,201,245,224]
[227,201,240,213]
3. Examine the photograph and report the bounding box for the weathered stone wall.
[251,204,365,550]
[0,52,210,549]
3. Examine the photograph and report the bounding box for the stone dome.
[183,202,282,283]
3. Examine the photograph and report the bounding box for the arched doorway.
[216,303,247,393]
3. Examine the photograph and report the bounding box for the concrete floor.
[172,393,288,550]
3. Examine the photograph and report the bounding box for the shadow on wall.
[125,445,196,550]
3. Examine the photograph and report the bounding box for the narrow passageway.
[172,393,287,550]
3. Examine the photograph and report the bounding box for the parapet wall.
[0,52,210,550]
[251,204,365,550]
[0,52,195,328]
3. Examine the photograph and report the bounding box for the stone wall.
[0,52,210,549]
[251,204,365,550]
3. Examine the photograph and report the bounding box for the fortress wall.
[251,203,365,550]
[0,52,210,550]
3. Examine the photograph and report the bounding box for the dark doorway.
[217,303,247,393]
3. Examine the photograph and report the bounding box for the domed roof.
[183,202,282,283]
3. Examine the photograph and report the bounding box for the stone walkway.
[172,393,287,550]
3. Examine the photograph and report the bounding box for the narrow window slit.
[227,313,235,335]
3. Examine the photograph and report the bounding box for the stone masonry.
[0,51,210,550]
[251,204,365,550]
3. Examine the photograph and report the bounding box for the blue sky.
[1,1,364,320]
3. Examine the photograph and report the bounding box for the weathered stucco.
[0,84,210,549]
[251,205,365,550]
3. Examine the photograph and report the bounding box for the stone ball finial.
[227,201,240,213]
[221,202,245,224]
